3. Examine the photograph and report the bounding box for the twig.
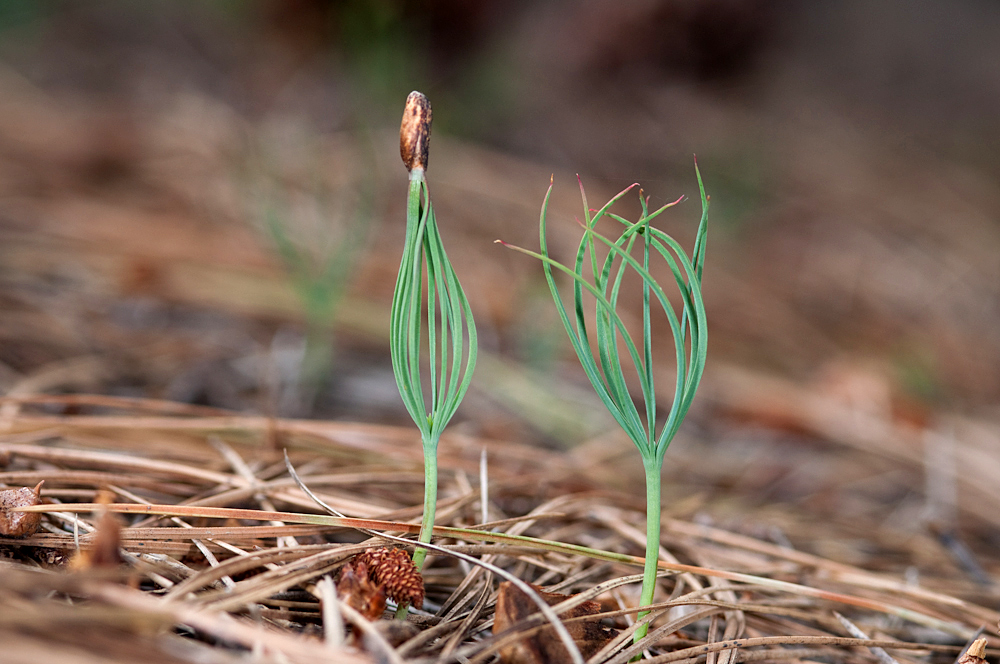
[316,575,344,649]
[835,611,900,664]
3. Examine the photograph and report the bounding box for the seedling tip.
[400,91,432,173]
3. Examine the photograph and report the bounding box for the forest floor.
[1,4,999,663]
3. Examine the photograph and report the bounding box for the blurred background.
[2,0,1000,565]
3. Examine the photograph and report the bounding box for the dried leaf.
[355,547,425,609]
[337,560,387,622]
[957,638,988,664]
[373,619,419,648]
[0,481,44,538]
[493,581,617,664]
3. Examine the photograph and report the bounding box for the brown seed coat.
[400,91,432,173]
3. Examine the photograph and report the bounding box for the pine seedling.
[241,132,374,415]
[390,91,478,612]
[499,169,709,647]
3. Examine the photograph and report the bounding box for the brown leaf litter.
[493,581,617,664]
[337,557,388,624]
[0,395,996,663]
[0,480,43,537]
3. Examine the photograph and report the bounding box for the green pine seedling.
[391,91,477,616]
[499,168,709,647]
[241,131,374,414]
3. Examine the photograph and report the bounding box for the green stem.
[395,438,437,619]
[634,458,662,649]
[396,441,437,620]
[407,170,423,221]
[413,440,438,568]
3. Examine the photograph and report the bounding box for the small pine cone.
[355,547,425,609]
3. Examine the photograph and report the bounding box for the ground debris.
[0,481,44,537]
[493,581,617,664]
[338,558,388,623]
[957,637,988,664]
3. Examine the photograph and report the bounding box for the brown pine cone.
[354,547,425,609]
